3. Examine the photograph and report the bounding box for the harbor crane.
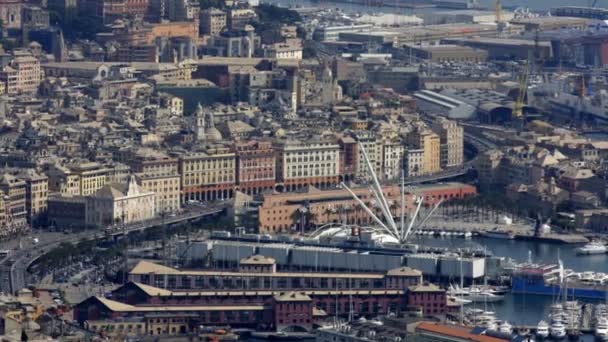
[495,0,507,34]
[512,60,529,119]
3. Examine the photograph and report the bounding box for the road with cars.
[0,202,230,294]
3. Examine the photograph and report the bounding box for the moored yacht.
[536,320,549,339]
[596,318,608,341]
[550,320,567,340]
[498,321,513,335]
[577,241,607,255]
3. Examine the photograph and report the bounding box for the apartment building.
[0,174,27,229]
[200,8,226,36]
[0,51,41,94]
[382,140,404,181]
[407,126,441,175]
[235,140,276,195]
[179,146,236,202]
[123,148,179,177]
[18,169,48,226]
[263,39,303,60]
[404,149,424,178]
[355,135,383,181]
[431,117,464,168]
[12,52,41,94]
[275,140,340,192]
[136,173,181,214]
[0,65,17,94]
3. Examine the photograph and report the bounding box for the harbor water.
[263,0,608,13]
[414,235,608,325]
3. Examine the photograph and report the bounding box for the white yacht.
[596,318,608,340]
[550,320,566,340]
[576,241,607,255]
[498,321,513,335]
[536,320,549,339]
[447,286,505,303]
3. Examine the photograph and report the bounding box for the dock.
[515,233,589,244]
[422,219,588,244]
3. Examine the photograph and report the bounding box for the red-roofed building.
[415,322,510,342]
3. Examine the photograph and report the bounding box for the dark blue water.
[413,235,608,325]
[413,235,608,273]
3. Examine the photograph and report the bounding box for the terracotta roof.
[416,322,509,342]
[91,296,264,313]
[130,260,384,279]
[125,282,404,297]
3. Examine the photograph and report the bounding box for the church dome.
[205,127,223,141]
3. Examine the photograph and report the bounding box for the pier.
[421,219,589,244]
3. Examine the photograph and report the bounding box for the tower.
[321,65,334,105]
[195,102,205,141]
[206,107,215,129]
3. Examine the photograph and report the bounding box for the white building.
[263,39,303,60]
[85,176,156,228]
[277,140,341,191]
[404,149,424,178]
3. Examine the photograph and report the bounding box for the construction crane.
[495,0,507,34]
[512,61,529,119]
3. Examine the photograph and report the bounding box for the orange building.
[258,182,476,234]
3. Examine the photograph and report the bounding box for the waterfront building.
[235,140,276,195]
[258,182,476,234]
[85,176,156,228]
[179,146,236,202]
[275,139,341,193]
[135,173,181,214]
[407,283,449,316]
[128,260,423,291]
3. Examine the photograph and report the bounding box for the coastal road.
[0,202,231,294]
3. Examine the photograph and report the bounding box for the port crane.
[512,60,529,119]
[495,0,507,34]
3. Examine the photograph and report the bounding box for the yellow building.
[47,162,109,196]
[70,162,109,196]
[431,117,464,168]
[407,126,441,175]
[179,146,236,202]
[136,173,181,214]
